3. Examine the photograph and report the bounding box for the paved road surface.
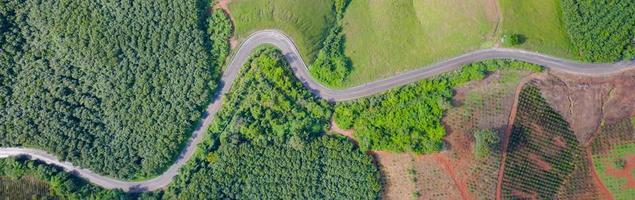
[1,30,633,192]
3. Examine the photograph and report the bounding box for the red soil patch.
[586,149,614,200]
[605,154,635,189]
[429,153,472,200]
[528,153,552,171]
[329,120,358,146]
[330,119,354,139]
[553,136,567,148]
[511,189,538,200]
[536,70,635,145]
[372,151,417,200]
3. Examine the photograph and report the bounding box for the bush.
[614,159,626,169]
[334,60,542,153]
[474,129,500,158]
[501,34,522,46]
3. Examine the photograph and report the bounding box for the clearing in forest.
[498,0,576,59]
[228,0,335,62]
[340,0,498,86]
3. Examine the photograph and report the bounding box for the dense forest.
[156,49,381,199]
[0,158,126,199]
[334,60,542,153]
[309,0,352,86]
[0,0,223,179]
[561,0,635,62]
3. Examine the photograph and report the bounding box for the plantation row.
[334,60,542,153]
[0,0,231,179]
[561,0,635,62]
[502,85,587,199]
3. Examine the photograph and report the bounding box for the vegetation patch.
[229,0,336,62]
[499,0,577,59]
[561,0,635,62]
[340,0,498,86]
[0,158,125,199]
[160,48,381,199]
[309,0,352,87]
[474,129,499,159]
[334,60,541,154]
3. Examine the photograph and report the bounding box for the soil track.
[431,153,472,200]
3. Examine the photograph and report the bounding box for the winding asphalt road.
[1,30,634,192]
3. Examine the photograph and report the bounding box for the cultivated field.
[499,0,576,59]
[228,0,335,62]
[340,0,498,86]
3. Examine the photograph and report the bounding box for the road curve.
[1,29,634,192]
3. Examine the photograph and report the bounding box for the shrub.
[501,34,521,46]
[474,129,500,158]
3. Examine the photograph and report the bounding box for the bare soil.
[535,70,635,145]
[511,189,538,200]
[528,153,552,171]
[414,153,466,200]
[372,151,418,200]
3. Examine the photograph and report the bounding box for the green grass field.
[499,0,577,59]
[340,0,498,86]
[592,144,635,199]
[229,0,335,62]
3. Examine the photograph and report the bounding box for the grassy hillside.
[499,0,577,59]
[229,0,336,62]
[341,0,498,86]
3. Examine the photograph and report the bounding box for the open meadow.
[499,0,577,59]
[340,0,498,86]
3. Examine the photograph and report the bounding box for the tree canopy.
[0,0,220,179]
[561,0,635,62]
[159,49,381,199]
[334,60,541,153]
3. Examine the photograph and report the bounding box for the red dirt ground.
[553,136,567,148]
[537,70,635,145]
[586,149,615,200]
[605,154,635,189]
[511,189,538,200]
[528,153,552,171]
[329,119,354,139]
[430,153,472,200]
